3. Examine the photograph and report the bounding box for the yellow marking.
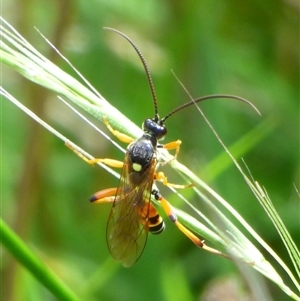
[132,163,142,172]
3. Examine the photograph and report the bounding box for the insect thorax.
[127,134,157,173]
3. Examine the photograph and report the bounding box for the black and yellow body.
[88,117,177,267]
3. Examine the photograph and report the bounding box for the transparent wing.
[106,153,156,267]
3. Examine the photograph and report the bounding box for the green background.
[2,0,299,300]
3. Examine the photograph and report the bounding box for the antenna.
[161,94,260,122]
[104,28,260,123]
[104,27,159,120]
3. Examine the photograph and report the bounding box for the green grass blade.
[1,218,82,301]
[203,116,278,181]
[0,17,140,138]
[252,181,300,283]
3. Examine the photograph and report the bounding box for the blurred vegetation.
[2,0,299,300]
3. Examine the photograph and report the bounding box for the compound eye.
[156,125,167,140]
[142,118,153,132]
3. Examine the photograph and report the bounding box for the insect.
[68,28,258,267]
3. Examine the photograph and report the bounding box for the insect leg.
[155,171,193,189]
[89,187,120,203]
[161,140,181,160]
[66,141,124,167]
[151,189,230,259]
[88,158,123,168]
[103,117,135,144]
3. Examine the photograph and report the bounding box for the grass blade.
[1,218,82,301]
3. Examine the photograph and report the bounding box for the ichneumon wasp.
[68,28,258,267]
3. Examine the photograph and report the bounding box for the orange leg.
[161,139,182,161]
[103,117,134,144]
[155,171,193,189]
[66,116,134,166]
[89,187,119,203]
[66,141,124,168]
[89,187,134,204]
[151,189,230,259]
[88,158,123,168]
